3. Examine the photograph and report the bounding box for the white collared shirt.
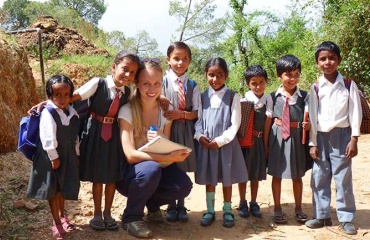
[265,85,308,118]
[75,75,125,100]
[308,72,362,146]
[165,69,200,111]
[194,85,241,147]
[243,90,267,109]
[40,100,80,161]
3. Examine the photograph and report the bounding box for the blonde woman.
[117,59,192,238]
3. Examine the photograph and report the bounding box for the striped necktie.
[101,89,120,142]
[281,96,290,140]
[178,79,186,111]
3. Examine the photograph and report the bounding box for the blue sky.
[0,0,290,53]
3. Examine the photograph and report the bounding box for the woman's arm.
[119,118,189,164]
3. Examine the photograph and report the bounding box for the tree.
[50,0,107,26]
[1,0,30,30]
[323,0,370,95]
[221,0,280,93]
[107,30,160,57]
[169,0,226,45]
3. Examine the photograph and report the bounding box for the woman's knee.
[136,161,162,185]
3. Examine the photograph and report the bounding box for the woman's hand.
[147,129,159,141]
[51,159,60,170]
[169,149,191,162]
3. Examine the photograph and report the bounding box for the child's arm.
[39,104,60,168]
[346,82,362,158]
[263,94,274,158]
[263,117,272,158]
[212,93,241,148]
[308,84,320,160]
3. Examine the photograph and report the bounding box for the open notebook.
[138,136,192,168]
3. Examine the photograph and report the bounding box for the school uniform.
[27,101,80,200]
[78,76,129,184]
[194,86,248,187]
[116,103,193,223]
[266,86,309,179]
[308,72,362,222]
[241,91,267,181]
[162,70,200,172]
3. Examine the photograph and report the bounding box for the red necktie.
[101,89,120,142]
[178,79,186,111]
[281,96,290,140]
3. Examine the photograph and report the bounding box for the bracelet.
[181,111,186,120]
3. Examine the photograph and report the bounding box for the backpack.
[17,105,56,161]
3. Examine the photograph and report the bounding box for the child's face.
[316,50,341,76]
[51,83,71,110]
[206,65,228,91]
[166,48,190,77]
[136,68,162,102]
[112,58,139,87]
[278,69,300,92]
[248,76,267,98]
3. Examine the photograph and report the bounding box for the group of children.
[26,40,362,239]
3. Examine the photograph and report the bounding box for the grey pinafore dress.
[79,78,129,184]
[162,77,198,172]
[267,91,309,179]
[26,109,80,200]
[242,105,267,181]
[195,89,248,187]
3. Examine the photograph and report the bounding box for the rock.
[25,201,38,211]
[13,199,26,209]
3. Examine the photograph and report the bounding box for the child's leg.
[222,185,235,227]
[200,185,216,226]
[292,177,308,222]
[102,182,119,230]
[250,181,259,203]
[238,182,247,202]
[271,177,282,212]
[249,181,262,217]
[103,183,116,219]
[57,193,65,218]
[58,194,76,232]
[92,183,103,219]
[292,178,303,212]
[237,182,249,218]
[222,185,232,218]
[49,194,66,238]
[49,194,62,226]
[204,185,215,218]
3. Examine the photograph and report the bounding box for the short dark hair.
[46,74,74,98]
[204,57,228,75]
[244,65,268,85]
[314,41,341,63]
[276,55,301,76]
[166,41,192,60]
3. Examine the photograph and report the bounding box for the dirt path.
[1,135,370,240]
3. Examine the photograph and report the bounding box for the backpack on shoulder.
[18,105,56,161]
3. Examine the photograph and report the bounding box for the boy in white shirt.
[306,41,362,235]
